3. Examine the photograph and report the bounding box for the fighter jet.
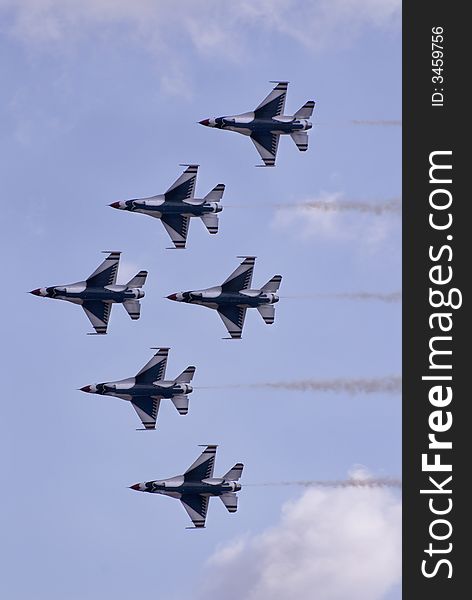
[80,347,195,430]
[109,164,224,249]
[30,251,147,334]
[129,445,243,528]
[199,81,315,166]
[167,256,282,339]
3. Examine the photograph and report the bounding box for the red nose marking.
[80,385,92,393]
[199,119,210,126]
[166,293,178,301]
[30,289,41,296]
[129,484,141,491]
[109,202,121,209]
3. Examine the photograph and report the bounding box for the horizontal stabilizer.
[290,131,309,152]
[126,270,148,288]
[257,304,275,325]
[219,493,238,513]
[294,100,315,119]
[203,184,225,202]
[223,462,244,481]
[171,394,189,415]
[123,300,141,320]
[261,275,282,292]
[175,366,196,383]
[201,213,219,234]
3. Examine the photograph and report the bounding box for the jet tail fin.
[203,183,225,203]
[261,275,282,292]
[123,300,141,320]
[126,270,148,288]
[294,100,315,119]
[201,213,219,234]
[223,462,244,481]
[174,366,196,383]
[219,493,238,513]
[290,131,309,152]
[171,394,189,415]
[257,304,275,325]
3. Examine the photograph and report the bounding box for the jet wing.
[254,81,288,119]
[180,494,209,529]
[184,445,217,482]
[221,256,255,292]
[217,305,247,340]
[86,251,120,287]
[161,214,190,249]
[131,396,161,430]
[164,164,198,202]
[82,301,112,334]
[135,348,169,384]
[250,132,280,167]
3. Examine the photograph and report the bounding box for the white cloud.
[0,1,401,58]
[271,192,400,249]
[201,477,401,600]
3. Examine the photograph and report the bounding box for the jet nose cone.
[80,385,92,393]
[29,288,41,296]
[199,119,210,126]
[109,201,121,209]
[166,293,178,301]
[129,483,141,491]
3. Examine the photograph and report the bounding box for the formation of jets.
[30,82,313,528]
[199,81,315,166]
[130,445,243,528]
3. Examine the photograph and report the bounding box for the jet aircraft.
[167,256,282,339]
[109,164,224,249]
[80,347,195,430]
[199,81,315,166]
[130,445,243,528]
[30,251,147,334]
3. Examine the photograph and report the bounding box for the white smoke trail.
[198,376,402,394]
[244,478,402,489]
[289,197,402,215]
[351,119,402,126]
[227,198,402,214]
[282,292,402,302]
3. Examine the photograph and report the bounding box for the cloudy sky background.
[1,1,401,598]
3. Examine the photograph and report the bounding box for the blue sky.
[1,2,401,599]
